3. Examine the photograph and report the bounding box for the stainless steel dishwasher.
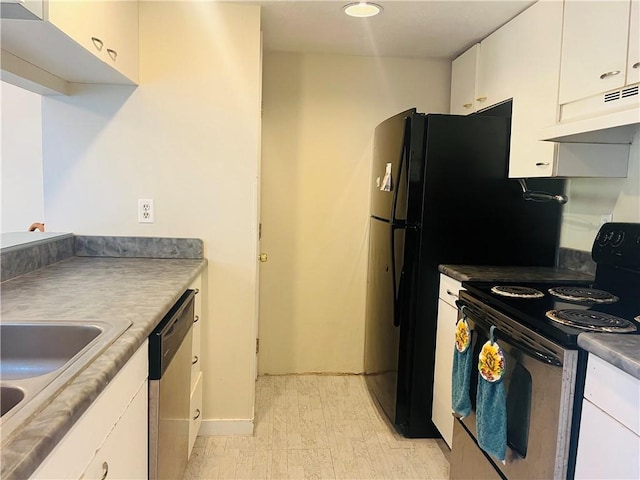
[148,289,195,480]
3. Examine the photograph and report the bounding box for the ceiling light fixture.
[343,2,383,18]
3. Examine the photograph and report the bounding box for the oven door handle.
[457,299,563,367]
[511,338,562,367]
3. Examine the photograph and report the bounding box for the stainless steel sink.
[1,324,102,380]
[0,319,132,441]
[0,386,24,417]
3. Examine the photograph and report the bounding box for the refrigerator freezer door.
[364,217,405,423]
[370,109,415,221]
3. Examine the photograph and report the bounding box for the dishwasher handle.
[148,289,195,379]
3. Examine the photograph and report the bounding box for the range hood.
[541,85,639,144]
[541,107,639,144]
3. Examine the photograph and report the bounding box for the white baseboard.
[198,419,254,436]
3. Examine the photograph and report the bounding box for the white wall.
[560,127,640,251]
[1,81,44,232]
[259,52,451,374]
[42,2,262,432]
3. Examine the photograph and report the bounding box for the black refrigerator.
[363,106,564,438]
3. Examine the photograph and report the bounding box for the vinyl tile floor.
[183,375,450,480]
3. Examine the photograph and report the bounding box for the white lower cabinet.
[80,380,147,480]
[575,354,640,479]
[189,275,204,456]
[431,274,463,448]
[189,371,204,457]
[31,341,148,480]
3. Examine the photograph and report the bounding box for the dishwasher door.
[148,289,195,480]
[149,326,193,480]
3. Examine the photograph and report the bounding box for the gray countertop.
[0,256,207,480]
[578,334,640,380]
[438,264,594,283]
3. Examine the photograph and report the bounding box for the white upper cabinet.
[50,0,140,84]
[559,0,632,105]
[504,1,563,178]
[627,0,640,85]
[476,25,516,111]
[1,0,138,95]
[473,0,564,178]
[450,44,480,115]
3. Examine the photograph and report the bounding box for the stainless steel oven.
[451,292,579,480]
[449,223,640,480]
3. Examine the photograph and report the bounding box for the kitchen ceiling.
[226,0,537,59]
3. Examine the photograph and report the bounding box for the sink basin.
[0,319,131,441]
[0,386,24,417]
[1,324,102,380]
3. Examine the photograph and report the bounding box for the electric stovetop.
[462,280,640,348]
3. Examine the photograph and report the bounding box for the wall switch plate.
[138,199,154,223]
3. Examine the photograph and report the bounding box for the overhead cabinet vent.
[604,86,639,103]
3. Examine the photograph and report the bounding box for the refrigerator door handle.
[390,117,411,328]
[391,225,400,327]
[390,117,410,226]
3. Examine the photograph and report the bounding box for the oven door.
[451,292,579,480]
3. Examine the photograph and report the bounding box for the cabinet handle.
[536,162,550,166]
[463,103,473,109]
[193,409,201,420]
[446,289,459,298]
[100,461,109,480]
[599,70,621,79]
[193,315,200,324]
[476,96,487,102]
[194,288,200,295]
[192,355,199,365]
[91,37,104,51]
[106,49,117,61]
[633,62,640,70]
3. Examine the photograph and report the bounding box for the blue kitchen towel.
[476,329,507,464]
[452,318,473,418]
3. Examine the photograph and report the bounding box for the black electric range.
[450,222,640,480]
[462,222,640,348]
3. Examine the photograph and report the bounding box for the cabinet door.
[492,1,563,178]
[559,0,630,105]
[575,400,640,480]
[47,0,107,61]
[450,44,480,115]
[627,0,640,85]
[80,381,148,480]
[46,0,138,84]
[31,342,148,479]
[189,372,204,458]
[476,26,514,110]
[101,0,139,83]
[432,297,458,448]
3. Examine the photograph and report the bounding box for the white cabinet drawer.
[188,372,203,458]
[584,354,640,435]
[191,319,201,389]
[438,274,463,308]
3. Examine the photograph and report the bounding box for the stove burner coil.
[548,287,618,304]
[546,309,637,332]
[490,286,544,299]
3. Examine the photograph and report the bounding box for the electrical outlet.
[600,214,613,226]
[138,199,154,223]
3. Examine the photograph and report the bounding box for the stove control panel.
[592,223,640,267]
